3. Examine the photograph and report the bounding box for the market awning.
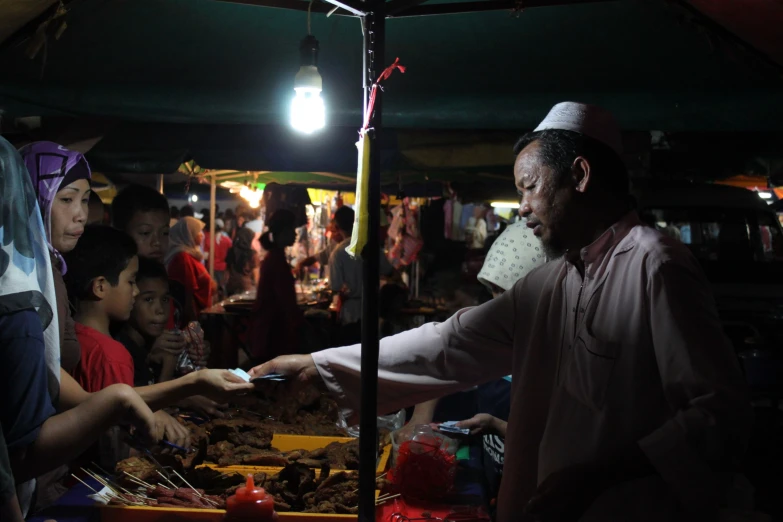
[1,0,783,131]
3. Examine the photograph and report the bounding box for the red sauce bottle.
[224,474,275,521]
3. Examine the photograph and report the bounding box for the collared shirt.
[312,211,751,521]
[328,238,394,325]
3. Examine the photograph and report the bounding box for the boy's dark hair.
[513,129,628,197]
[170,206,180,219]
[64,225,138,300]
[180,205,195,217]
[111,184,170,231]
[334,206,355,236]
[136,257,169,286]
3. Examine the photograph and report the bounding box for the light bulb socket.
[299,35,320,67]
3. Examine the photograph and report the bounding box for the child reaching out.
[64,226,255,447]
[116,258,180,386]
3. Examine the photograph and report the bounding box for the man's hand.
[194,369,256,401]
[153,410,191,449]
[148,330,187,364]
[248,355,320,389]
[179,396,226,419]
[455,413,505,437]
[113,384,160,445]
[524,463,612,522]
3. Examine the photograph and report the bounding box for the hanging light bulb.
[291,35,325,134]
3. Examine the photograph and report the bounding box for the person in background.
[248,209,303,364]
[204,218,233,291]
[294,214,345,276]
[112,184,185,357]
[169,206,180,228]
[328,206,395,345]
[407,220,547,518]
[225,227,259,297]
[223,208,237,240]
[467,204,489,250]
[64,226,255,447]
[116,258,178,386]
[180,205,195,218]
[2,137,158,514]
[87,191,105,225]
[166,216,215,323]
[251,103,752,522]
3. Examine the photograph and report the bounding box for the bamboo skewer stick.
[171,469,220,506]
[375,493,401,505]
[157,470,178,490]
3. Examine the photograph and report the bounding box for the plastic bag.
[176,321,209,374]
[338,408,406,438]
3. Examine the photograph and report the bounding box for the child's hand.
[149,330,187,363]
[455,413,504,437]
[153,410,191,450]
[111,384,159,445]
[195,369,256,401]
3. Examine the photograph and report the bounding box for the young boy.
[116,258,178,387]
[66,226,140,391]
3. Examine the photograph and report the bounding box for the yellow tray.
[100,492,380,521]
[206,434,391,474]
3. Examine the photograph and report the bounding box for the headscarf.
[477,220,546,292]
[19,141,92,275]
[166,216,205,266]
[0,136,61,386]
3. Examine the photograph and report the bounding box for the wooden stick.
[375,493,401,505]
[157,470,178,490]
[123,472,155,490]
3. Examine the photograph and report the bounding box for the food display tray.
[204,434,391,474]
[100,505,377,522]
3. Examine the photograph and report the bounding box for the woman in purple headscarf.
[20,142,92,377]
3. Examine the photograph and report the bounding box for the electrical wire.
[307,0,314,35]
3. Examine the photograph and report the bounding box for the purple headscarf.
[19,141,92,274]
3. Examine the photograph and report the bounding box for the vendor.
[328,206,395,345]
[251,102,751,521]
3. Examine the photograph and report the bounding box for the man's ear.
[571,156,592,194]
[90,276,109,300]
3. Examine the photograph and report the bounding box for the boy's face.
[125,210,170,263]
[104,256,140,321]
[130,277,170,338]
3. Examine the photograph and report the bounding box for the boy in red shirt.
[67,227,140,392]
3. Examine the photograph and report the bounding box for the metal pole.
[158,173,164,194]
[358,2,384,521]
[209,174,216,281]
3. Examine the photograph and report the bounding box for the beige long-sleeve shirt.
[312,212,751,521]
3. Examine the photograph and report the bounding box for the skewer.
[353,471,389,494]
[123,471,155,490]
[375,493,401,505]
[169,469,218,506]
[157,470,178,490]
[71,473,109,500]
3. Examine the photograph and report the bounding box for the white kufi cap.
[534,102,623,154]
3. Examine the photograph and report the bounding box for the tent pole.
[209,174,216,281]
[158,173,164,194]
[358,2,384,521]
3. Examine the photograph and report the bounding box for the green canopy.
[1,0,782,131]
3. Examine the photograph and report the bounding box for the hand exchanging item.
[194,369,256,402]
[153,410,191,450]
[454,413,506,437]
[247,355,321,390]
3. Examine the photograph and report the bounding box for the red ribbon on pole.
[363,57,406,130]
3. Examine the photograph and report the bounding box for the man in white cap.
[250,102,751,521]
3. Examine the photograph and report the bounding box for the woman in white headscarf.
[166,216,215,324]
[0,137,157,515]
[405,220,546,518]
